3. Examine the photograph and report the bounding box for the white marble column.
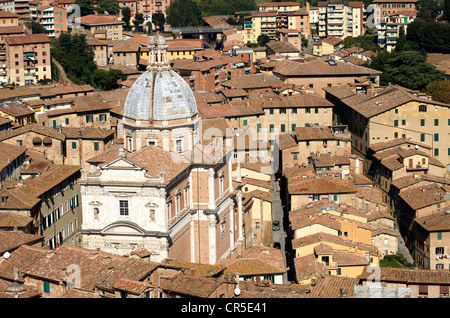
[208,168,216,210]
[208,214,217,264]
[237,190,243,241]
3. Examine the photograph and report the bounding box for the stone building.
[79,32,244,264]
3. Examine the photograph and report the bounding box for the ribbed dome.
[123,68,198,121]
[123,32,197,122]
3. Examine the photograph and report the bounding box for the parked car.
[272,220,280,231]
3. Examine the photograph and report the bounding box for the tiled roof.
[221,73,285,90]
[0,231,43,254]
[0,142,27,171]
[359,266,450,285]
[166,260,224,278]
[160,273,231,298]
[309,276,359,298]
[61,127,115,140]
[399,183,447,210]
[78,14,124,25]
[288,175,357,195]
[5,34,49,45]
[273,59,381,77]
[0,212,34,229]
[415,211,450,232]
[294,253,329,281]
[0,123,65,142]
[294,125,336,141]
[0,101,34,118]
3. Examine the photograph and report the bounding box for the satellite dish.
[3,251,10,259]
[234,287,241,296]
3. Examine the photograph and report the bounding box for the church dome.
[123,33,198,122]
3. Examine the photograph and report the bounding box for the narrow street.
[271,174,290,284]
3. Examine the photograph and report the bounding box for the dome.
[123,69,197,121]
[123,32,198,122]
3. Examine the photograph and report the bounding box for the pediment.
[101,157,142,170]
[101,221,145,235]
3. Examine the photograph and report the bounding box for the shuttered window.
[419,285,428,295]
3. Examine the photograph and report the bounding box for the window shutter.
[419,285,428,294]
[440,285,449,295]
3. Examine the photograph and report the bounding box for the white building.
[79,32,244,264]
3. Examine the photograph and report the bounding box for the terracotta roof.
[221,73,285,90]
[0,10,18,18]
[0,101,34,118]
[309,276,359,298]
[294,253,329,281]
[166,260,224,278]
[415,210,450,232]
[359,266,450,285]
[0,26,24,35]
[0,123,65,142]
[61,127,115,140]
[294,125,336,141]
[5,34,49,45]
[369,137,431,152]
[77,14,124,26]
[266,40,300,53]
[160,273,232,298]
[0,231,43,254]
[273,59,381,77]
[0,142,27,171]
[399,183,447,210]
[314,36,343,46]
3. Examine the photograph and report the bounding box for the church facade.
[78,33,244,264]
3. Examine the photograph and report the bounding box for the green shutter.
[65,118,69,125]
[72,142,76,150]
[438,232,442,240]
[394,120,398,127]
[402,119,406,125]
[435,148,439,156]
[43,280,50,293]
[420,119,425,126]
[281,124,285,132]
[269,109,274,114]
[434,133,439,141]
[243,119,247,126]
[435,119,439,126]
[291,124,296,132]
[270,124,274,132]
[420,133,425,142]
[257,123,261,133]
[94,142,99,151]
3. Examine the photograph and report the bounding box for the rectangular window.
[281,124,285,132]
[119,200,129,216]
[243,119,247,126]
[420,133,425,142]
[94,142,99,151]
[269,124,274,132]
[86,115,93,123]
[434,133,439,142]
[291,124,296,132]
[257,123,261,133]
[436,247,444,254]
[71,142,76,150]
[269,109,274,114]
[420,119,425,126]
[435,148,439,156]
[394,120,398,127]
[438,232,442,240]
[65,118,69,125]
[435,119,439,126]
[402,119,406,125]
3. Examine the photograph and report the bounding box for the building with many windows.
[317,1,365,39]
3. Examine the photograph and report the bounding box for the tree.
[395,25,406,52]
[92,69,127,91]
[382,51,446,90]
[152,12,165,32]
[121,7,131,27]
[343,36,357,49]
[51,33,97,85]
[76,0,95,16]
[166,0,203,27]
[146,21,152,34]
[257,34,270,47]
[424,80,450,104]
[95,0,120,15]
[133,13,144,31]
[28,21,47,34]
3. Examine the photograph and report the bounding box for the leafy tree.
[51,32,97,85]
[196,0,256,16]
[95,0,120,15]
[257,34,270,47]
[76,0,95,16]
[382,51,446,90]
[92,69,127,91]
[424,80,450,104]
[146,21,152,34]
[121,6,131,27]
[343,36,357,48]
[28,21,47,34]
[166,0,203,27]
[152,12,165,31]
[133,13,144,31]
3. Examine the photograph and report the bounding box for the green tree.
[343,36,357,49]
[28,21,47,34]
[146,21,152,34]
[51,32,97,85]
[92,69,127,91]
[382,51,446,90]
[395,25,406,52]
[95,0,120,15]
[76,0,95,16]
[257,34,270,47]
[121,7,131,27]
[152,12,165,31]
[424,80,450,104]
[133,13,144,31]
[166,0,203,27]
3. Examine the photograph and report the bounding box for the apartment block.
[29,3,68,38]
[5,34,51,86]
[244,1,309,44]
[317,1,365,39]
[377,10,417,52]
[324,84,450,174]
[372,0,418,19]
[137,0,170,23]
[74,14,124,41]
